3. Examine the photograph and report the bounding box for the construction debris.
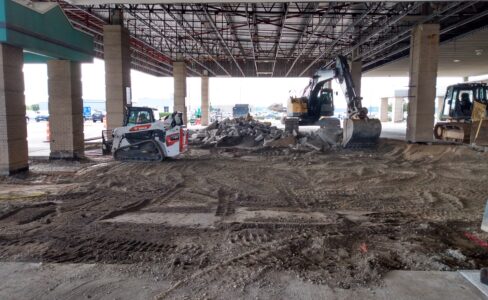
[189,117,337,151]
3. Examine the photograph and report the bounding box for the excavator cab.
[317,87,334,117]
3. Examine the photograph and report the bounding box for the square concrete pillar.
[47,60,84,159]
[104,25,131,130]
[201,73,209,126]
[392,97,404,123]
[173,60,187,124]
[406,24,439,143]
[379,97,389,122]
[0,44,28,175]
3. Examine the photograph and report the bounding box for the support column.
[104,25,131,130]
[173,59,187,124]
[406,24,439,143]
[0,44,28,175]
[350,49,362,96]
[436,96,444,119]
[392,97,404,123]
[47,60,84,159]
[379,97,389,122]
[201,70,209,126]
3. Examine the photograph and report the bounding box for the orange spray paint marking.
[359,242,368,253]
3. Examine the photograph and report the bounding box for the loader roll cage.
[124,107,157,126]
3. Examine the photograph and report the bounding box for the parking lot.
[27,120,105,157]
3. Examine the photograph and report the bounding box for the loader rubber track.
[113,139,164,162]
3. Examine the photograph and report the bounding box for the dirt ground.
[1,139,488,299]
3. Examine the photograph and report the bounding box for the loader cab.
[124,107,156,126]
[440,83,488,121]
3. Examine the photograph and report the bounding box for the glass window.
[442,90,451,117]
[452,90,473,118]
[127,110,152,125]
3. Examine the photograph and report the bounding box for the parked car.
[35,114,49,122]
[92,111,104,123]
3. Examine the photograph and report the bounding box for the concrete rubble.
[189,117,342,151]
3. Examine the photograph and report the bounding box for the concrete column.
[0,44,28,175]
[406,24,439,143]
[47,60,84,159]
[173,60,187,124]
[104,25,131,130]
[436,96,444,119]
[350,49,362,96]
[379,97,389,122]
[392,97,404,123]
[201,71,209,126]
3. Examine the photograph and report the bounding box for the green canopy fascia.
[0,0,94,63]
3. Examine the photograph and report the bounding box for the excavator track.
[113,139,164,162]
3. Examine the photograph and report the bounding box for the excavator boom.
[311,55,382,148]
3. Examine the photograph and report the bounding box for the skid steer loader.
[102,107,188,161]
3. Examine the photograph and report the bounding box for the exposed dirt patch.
[0,139,488,298]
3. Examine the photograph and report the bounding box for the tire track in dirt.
[156,232,308,299]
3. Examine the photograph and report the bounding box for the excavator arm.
[312,55,367,119]
[307,55,381,148]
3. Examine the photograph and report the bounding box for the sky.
[24,58,465,111]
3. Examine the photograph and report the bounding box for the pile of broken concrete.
[189,117,343,151]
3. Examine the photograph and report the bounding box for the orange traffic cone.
[46,121,51,142]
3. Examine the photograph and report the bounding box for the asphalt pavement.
[27,120,105,157]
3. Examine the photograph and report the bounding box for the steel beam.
[69,0,443,5]
[127,9,211,76]
[245,3,258,76]
[363,8,488,70]
[358,1,475,61]
[202,5,245,76]
[160,4,232,76]
[298,3,378,76]
[286,2,318,58]
[284,3,333,76]
[271,2,288,77]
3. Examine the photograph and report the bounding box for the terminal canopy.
[0,0,94,63]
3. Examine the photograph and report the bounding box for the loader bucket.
[342,118,382,148]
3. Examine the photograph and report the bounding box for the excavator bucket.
[342,118,382,148]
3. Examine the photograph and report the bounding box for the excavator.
[287,55,382,148]
[434,83,488,144]
[102,106,188,161]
